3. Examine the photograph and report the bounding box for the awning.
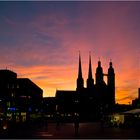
[123,109,140,114]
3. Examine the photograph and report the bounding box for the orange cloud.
[0,2,139,104]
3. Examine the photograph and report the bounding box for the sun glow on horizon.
[12,58,139,105]
[0,1,140,105]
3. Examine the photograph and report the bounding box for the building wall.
[0,69,43,121]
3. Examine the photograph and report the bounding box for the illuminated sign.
[8,107,16,111]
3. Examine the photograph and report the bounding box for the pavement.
[0,121,140,139]
[33,122,140,139]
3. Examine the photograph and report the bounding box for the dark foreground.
[0,121,140,139]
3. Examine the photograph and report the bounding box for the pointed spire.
[78,51,83,79]
[77,51,84,91]
[88,52,93,79]
[87,52,94,89]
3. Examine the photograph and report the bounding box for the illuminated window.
[20,96,27,98]
[68,114,71,116]
[75,100,79,103]
[28,96,31,99]
[7,102,10,107]
[11,93,15,98]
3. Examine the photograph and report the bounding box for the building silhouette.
[132,88,140,108]
[42,97,56,117]
[56,53,115,121]
[0,69,43,122]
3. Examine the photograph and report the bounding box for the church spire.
[108,60,115,84]
[88,52,93,79]
[107,60,115,106]
[76,51,84,91]
[78,51,82,79]
[87,52,94,90]
[96,58,103,85]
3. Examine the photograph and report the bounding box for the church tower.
[76,52,84,91]
[87,53,94,90]
[107,61,115,105]
[95,59,103,85]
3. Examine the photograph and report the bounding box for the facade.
[43,97,56,117]
[56,90,77,114]
[56,53,115,121]
[0,69,43,122]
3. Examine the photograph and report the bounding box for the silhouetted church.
[56,53,115,121]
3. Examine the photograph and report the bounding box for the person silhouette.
[74,113,79,137]
[56,112,61,130]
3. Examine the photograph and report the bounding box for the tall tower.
[95,59,103,85]
[76,52,84,91]
[87,53,94,90]
[107,61,115,105]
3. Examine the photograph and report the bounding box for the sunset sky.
[0,1,140,104]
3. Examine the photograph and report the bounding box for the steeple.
[96,58,103,84]
[107,60,115,106]
[88,52,92,79]
[108,60,114,74]
[76,52,84,91]
[108,60,115,86]
[78,52,82,79]
[87,52,94,89]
